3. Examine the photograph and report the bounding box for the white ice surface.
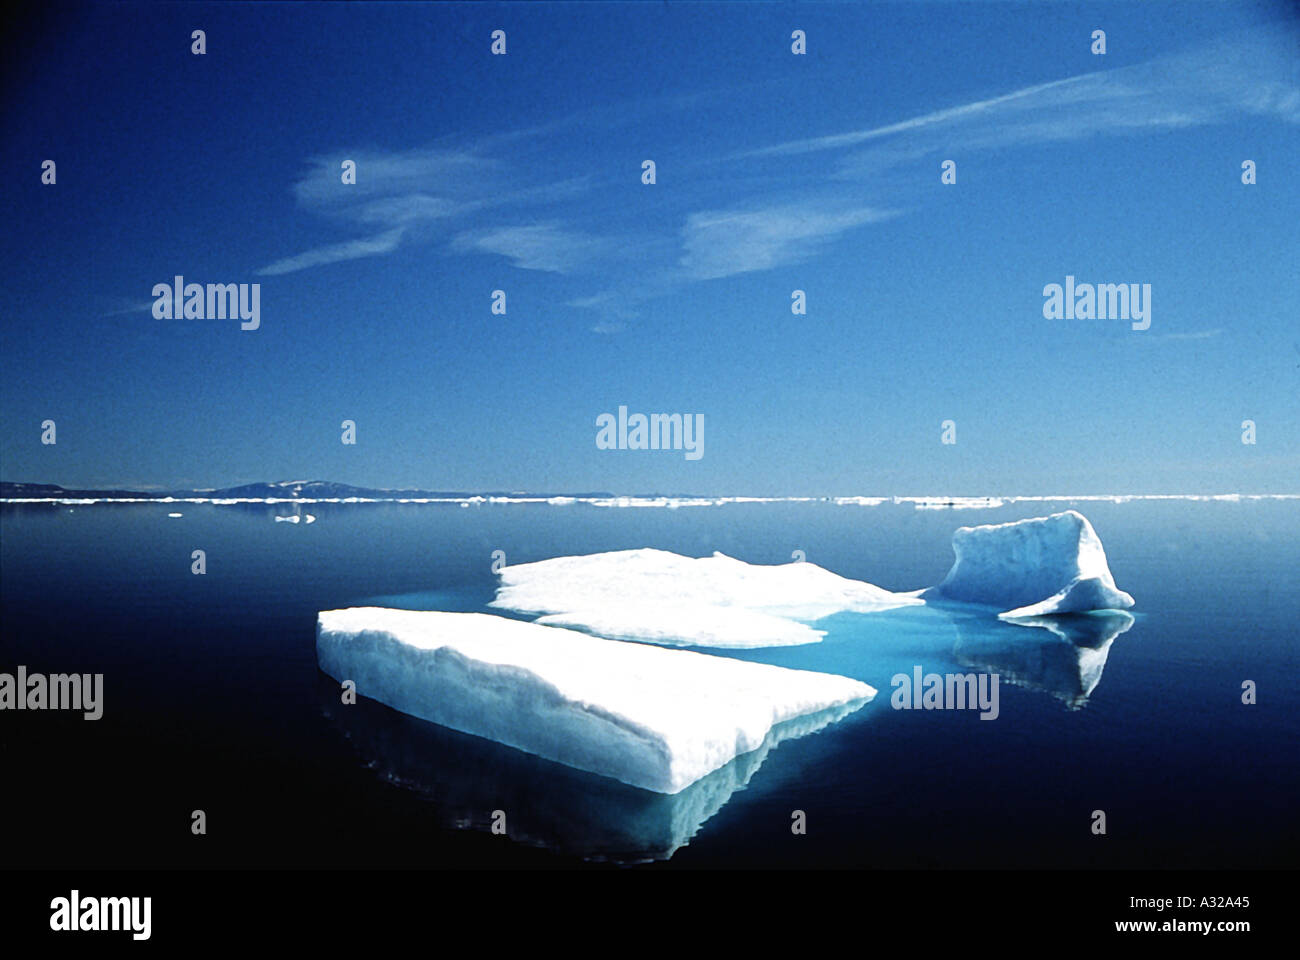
[316,607,875,794]
[922,510,1134,617]
[491,548,919,648]
[536,602,825,647]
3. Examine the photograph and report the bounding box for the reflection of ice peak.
[1006,610,1135,647]
[953,611,1134,709]
[320,680,859,862]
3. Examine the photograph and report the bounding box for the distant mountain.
[0,481,170,500]
[208,480,434,500]
[0,480,624,500]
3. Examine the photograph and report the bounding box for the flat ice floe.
[492,548,920,648]
[316,607,875,794]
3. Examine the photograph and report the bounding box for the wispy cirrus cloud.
[1144,328,1226,342]
[100,297,156,317]
[258,227,407,277]
[255,25,1297,329]
[678,202,900,281]
[451,223,611,275]
[258,144,595,276]
[746,27,1299,179]
[290,148,495,209]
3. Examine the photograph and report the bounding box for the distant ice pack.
[316,608,874,794]
[492,511,1133,647]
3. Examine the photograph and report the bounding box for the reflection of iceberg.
[273,505,316,523]
[952,611,1134,709]
[319,679,861,862]
[316,608,873,794]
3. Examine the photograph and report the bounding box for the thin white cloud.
[258,228,406,276]
[452,224,610,274]
[1148,328,1226,342]
[292,149,495,207]
[100,298,156,317]
[351,194,459,226]
[679,203,900,280]
[747,74,1103,159]
[256,26,1297,300]
[259,144,595,276]
[745,27,1299,176]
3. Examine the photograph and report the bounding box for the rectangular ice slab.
[316,607,875,794]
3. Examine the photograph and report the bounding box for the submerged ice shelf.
[316,608,874,794]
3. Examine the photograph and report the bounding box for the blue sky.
[2,1,1297,494]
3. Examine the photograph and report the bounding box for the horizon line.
[3,492,1299,507]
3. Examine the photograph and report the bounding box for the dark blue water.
[2,500,1296,868]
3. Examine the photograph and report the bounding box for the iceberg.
[315,607,874,794]
[490,513,1132,647]
[536,602,827,648]
[491,548,919,648]
[921,510,1134,618]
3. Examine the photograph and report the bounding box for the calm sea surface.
[2,499,1296,868]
